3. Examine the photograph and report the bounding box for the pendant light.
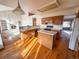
[13,0,25,15]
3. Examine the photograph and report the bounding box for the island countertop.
[38,29,57,36]
[21,27,38,34]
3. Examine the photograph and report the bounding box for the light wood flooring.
[0,33,79,59]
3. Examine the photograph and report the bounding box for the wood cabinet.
[33,18,36,26]
[52,16,63,25]
[21,28,38,40]
[42,17,52,24]
[38,30,57,49]
[41,16,63,25]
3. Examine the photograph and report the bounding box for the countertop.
[20,26,39,32]
[38,30,57,36]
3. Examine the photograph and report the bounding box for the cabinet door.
[52,16,63,25]
[42,17,52,24]
[38,32,53,49]
[41,16,63,25]
[33,18,36,26]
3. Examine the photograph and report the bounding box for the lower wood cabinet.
[38,30,57,49]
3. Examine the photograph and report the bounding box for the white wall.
[36,16,42,26]
[21,15,33,26]
[0,11,34,28]
[69,18,79,51]
[0,11,23,31]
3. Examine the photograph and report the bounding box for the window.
[63,21,71,28]
[63,21,72,30]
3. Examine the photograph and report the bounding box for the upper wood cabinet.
[42,16,63,25]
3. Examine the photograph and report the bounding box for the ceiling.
[0,4,13,11]
[0,0,79,17]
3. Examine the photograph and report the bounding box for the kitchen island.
[21,27,38,40]
[38,30,58,49]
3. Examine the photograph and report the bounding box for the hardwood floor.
[0,33,23,59]
[23,38,76,59]
[0,32,79,59]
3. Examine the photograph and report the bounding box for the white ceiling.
[0,0,79,17]
[0,4,13,11]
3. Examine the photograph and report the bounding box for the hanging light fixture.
[13,0,25,15]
